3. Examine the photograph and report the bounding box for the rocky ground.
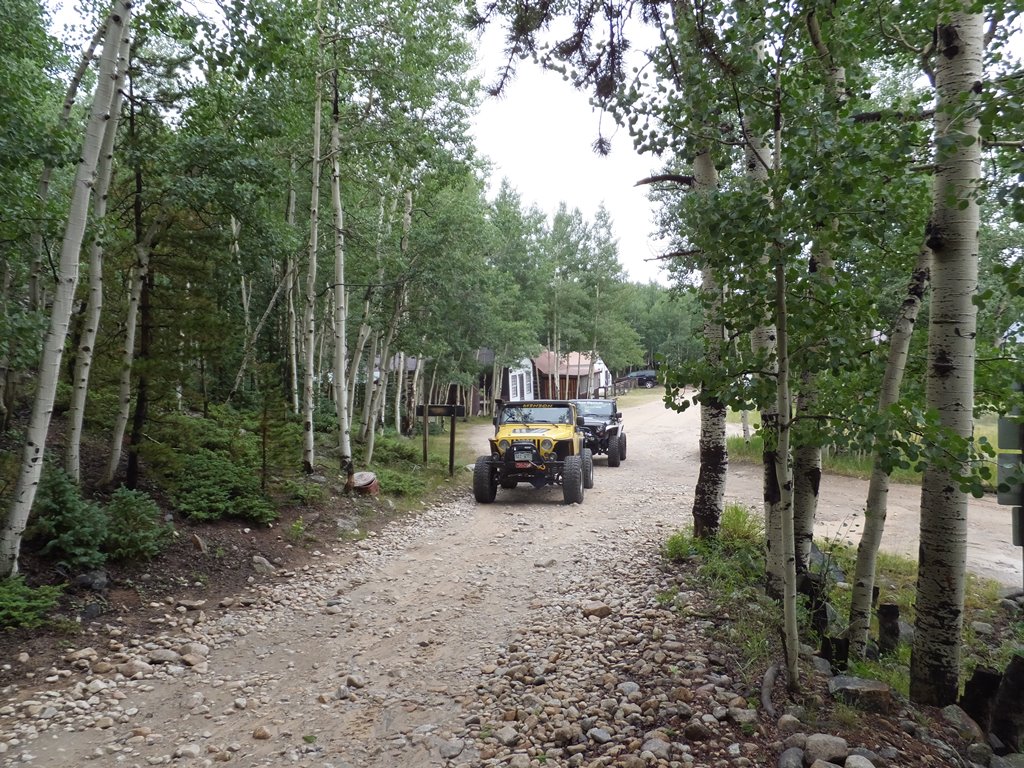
[0,395,1015,767]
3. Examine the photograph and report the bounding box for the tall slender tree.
[3,1,133,577]
[909,5,983,706]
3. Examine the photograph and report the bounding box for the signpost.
[416,404,467,477]
[997,384,1023,588]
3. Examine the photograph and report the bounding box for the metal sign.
[999,414,1022,452]
[998,453,1023,506]
[415,405,467,418]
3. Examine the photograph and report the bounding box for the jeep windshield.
[499,405,573,424]
[576,401,615,419]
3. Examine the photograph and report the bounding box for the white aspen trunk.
[225,268,290,403]
[29,21,106,311]
[365,189,412,462]
[849,246,931,659]
[0,262,12,431]
[427,363,437,411]
[394,351,405,434]
[329,104,354,489]
[301,28,324,475]
[106,217,163,486]
[65,31,130,483]
[492,348,503,411]
[347,191,398,414]
[587,287,599,397]
[792,234,836,569]
[360,331,379,441]
[793,9,846,572]
[410,355,422,420]
[910,8,982,706]
[286,160,300,414]
[231,216,251,339]
[3,3,131,578]
[773,247,800,692]
[690,149,728,539]
[741,410,751,441]
[746,131,784,595]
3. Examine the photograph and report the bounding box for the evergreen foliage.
[104,487,173,561]
[0,577,63,629]
[25,468,108,570]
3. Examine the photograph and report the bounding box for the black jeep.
[572,398,627,467]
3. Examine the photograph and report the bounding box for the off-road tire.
[607,434,621,467]
[473,456,497,503]
[644,379,654,389]
[562,455,584,504]
[582,449,594,489]
[618,433,627,461]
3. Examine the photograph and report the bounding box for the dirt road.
[0,393,1017,768]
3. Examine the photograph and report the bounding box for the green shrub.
[374,467,426,497]
[282,479,325,506]
[104,487,173,561]
[26,468,107,570]
[372,435,422,465]
[172,449,276,524]
[0,577,63,629]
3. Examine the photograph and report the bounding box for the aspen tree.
[910,6,983,706]
[3,1,133,577]
[301,0,324,475]
[65,30,131,483]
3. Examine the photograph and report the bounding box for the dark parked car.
[626,369,657,388]
[572,398,627,467]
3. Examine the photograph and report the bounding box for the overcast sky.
[469,34,670,286]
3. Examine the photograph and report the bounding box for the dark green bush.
[104,487,174,561]
[372,434,422,465]
[26,468,107,570]
[0,577,63,629]
[374,467,426,497]
[282,479,325,506]
[172,449,276,523]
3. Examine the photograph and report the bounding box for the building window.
[511,372,523,400]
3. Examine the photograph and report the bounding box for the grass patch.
[665,502,1023,695]
[663,504,776,680]
[726,433,921,484]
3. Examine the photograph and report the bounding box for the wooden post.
[422,405,429,463]
[416,404,466,472]
[449,412,457,477]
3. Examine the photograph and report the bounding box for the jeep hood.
[495,423,575,440]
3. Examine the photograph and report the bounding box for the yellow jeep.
[473,400,594,504]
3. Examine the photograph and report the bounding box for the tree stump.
[877,603,900,655]
[959,665,1001,734]
[991,655,1024,752]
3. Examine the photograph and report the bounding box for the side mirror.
[615,412,623,420]
[576,416,585,427]
[492,416,498,426]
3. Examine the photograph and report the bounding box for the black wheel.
[582,449,594,489]
[562,455,584,504]
[644,379,654,389]
[618,433,627,461]
[500,479,518,489]
[473,455,497,503]
[607,434,621,467]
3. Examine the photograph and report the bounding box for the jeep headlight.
[540,438,553,454]
[498,439,510,454]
